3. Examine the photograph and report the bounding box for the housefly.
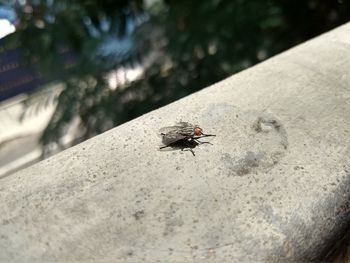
[159,122,216,156]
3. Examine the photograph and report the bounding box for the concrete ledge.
[1,23,350,262]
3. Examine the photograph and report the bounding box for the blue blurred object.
[0,5,16,23]
[0,39,42,102]
[0,5,38,102]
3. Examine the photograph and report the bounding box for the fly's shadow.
[160,138,200,156]
[158,122,215,156]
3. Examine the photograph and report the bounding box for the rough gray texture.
[1,23,350,262]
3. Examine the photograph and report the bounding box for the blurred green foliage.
[6,0,350,152]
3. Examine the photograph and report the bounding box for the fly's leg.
[193,138,213,145]
[160,145,170,149]
[181,140,196,156]
[192,135,215,145]
[182,148,195,156]
[190,148,195,156]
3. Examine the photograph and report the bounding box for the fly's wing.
[161,131,187,145]
[159,122,193,145]
[159,126,178,136]
[176,122,192,128]
[159,122,192,135]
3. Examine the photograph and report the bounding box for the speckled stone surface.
[1,23,350,262]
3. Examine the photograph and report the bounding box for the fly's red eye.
[194,127,202,136]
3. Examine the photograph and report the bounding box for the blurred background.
[0,0,349,177]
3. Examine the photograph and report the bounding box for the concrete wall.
[1,23,350,262]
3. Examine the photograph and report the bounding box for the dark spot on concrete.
[253,116,281,133]
[162,202,184,236]
[253,115,288,149]
[245,151,263,167]
[222,152,265,176]
[133,210,145,220]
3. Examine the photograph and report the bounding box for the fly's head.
[194,125,203,136]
